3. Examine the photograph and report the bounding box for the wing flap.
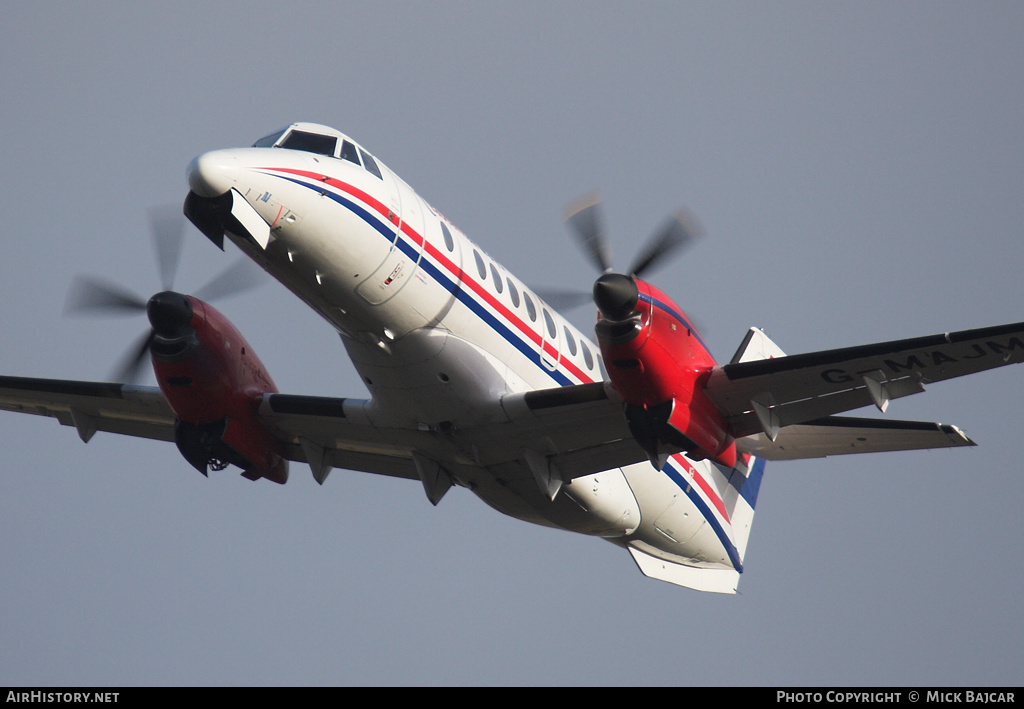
[491,382,647,479]
[257,393,436,481]
[735,415,976,460]
[260,385,647,488]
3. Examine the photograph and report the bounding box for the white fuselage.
[191,131,751,576]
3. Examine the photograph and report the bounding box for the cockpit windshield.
[252,128,287,148]
[253,127,338,156]
[250,124,384,180]
[278,130,337,156]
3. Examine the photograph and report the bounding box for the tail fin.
[730,326,787,364]
[722,327,781,561]
[717,453,766,563]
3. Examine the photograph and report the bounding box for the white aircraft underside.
[3,122,1020,594]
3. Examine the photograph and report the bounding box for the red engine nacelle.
[594,276,736,468]
[146,291,288,484]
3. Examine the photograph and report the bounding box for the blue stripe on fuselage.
[268,172,573,386]
[266,171,739,564]
[662,458,742,572]
[639,292,710,354]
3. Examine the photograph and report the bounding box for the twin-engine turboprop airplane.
[2,122,1022,593]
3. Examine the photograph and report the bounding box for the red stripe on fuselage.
[263,167,592,384]
[671,453,730,522]
[258,167,730,521]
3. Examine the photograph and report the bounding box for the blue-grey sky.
[1,2,1022,686]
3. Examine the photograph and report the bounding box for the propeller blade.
[627,208,703,279]
[66,204,266,384]
[191,257,266,302]
[565,193,612,274]
[149,205,186,291]
[64,276,148,316]
[109,329,155,384]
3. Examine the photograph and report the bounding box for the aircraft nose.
[187,150,240,198]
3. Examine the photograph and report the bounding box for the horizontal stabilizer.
[627,545,740,594]
[735,416,976,461]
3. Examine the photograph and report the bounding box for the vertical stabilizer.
[718,329,781,563]
[730,326,787,364]
[717,454,766,562]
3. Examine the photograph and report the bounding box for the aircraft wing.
[0,376,176,443]
[255,393,423,481]
[0,376,644,492]
[267,382,642,497]
[0,375,428,482]
[486,381,642,478]
[262,382,645,499]
[705,321,1024,440]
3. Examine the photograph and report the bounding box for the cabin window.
[581,341,594,370]
[564,326,578,356]
[440,222,454,252]
[507,278,520,307]
[490,264,504,293]
[280,130,337,156]
[360,149,383,179]
[340,140,362,165]
[473,250,487,279]
[543,309,556,339]
[524,292,537,322]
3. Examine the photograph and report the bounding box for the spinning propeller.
[64,206,264,384]
[559,193,703,320]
